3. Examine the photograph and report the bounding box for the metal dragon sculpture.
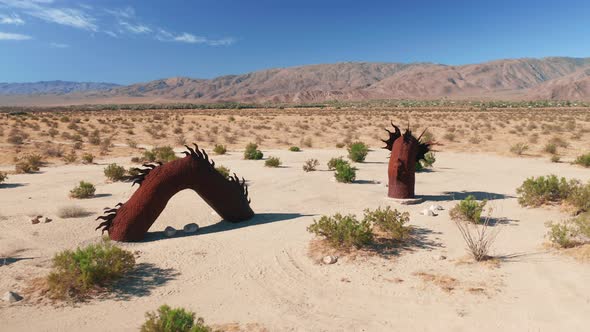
[382,122,431,199]
[97,144,254,242]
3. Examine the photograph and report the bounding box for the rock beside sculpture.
[2,291,23,303]
[164,226,177,237]
[183,223,199,234]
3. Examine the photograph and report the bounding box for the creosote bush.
[307,213,373,249]
[546,213,590,248]
[516,175,576,207]
[47,238,135,300]
[347,141,369,162]
[104,163,127,182]
[141,305,212,332]
[15,154,43,173]
[289,146,301,152]
[81,153,94,164]
[213,144,227,155]
[449,195,487,223]
[143,146,177,163]
[69,181,96,199]
[243,143,263,160]
[327,157,347,170]
[215,165,230,179]
[303,158,319,172]
[510,142,529,156]
[265,156,281,167]
[334,162,357,183]
[574,153,590,167]
[0,171,7,184]
[57,205,91,219]
[308,207,413,250]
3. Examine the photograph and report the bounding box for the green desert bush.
[516,175,576,207]
[546,214,590,248]
[307,213,373,249]
[81,153,94,164]
[363,206,412,240]
[327,157,347,170]
[213,144,227,155]
[567,181,590,213]
[62,152,77,164]
[69,181,96,199]
[289,146,301,152]
[243,143,263,160]
[550,155,561,163]
[143,146,177,163]
[334,162,357,183]
[347,141,369,162]
[104,164,127,182]
[421,151,436,168]
[141,305,212,332]
[574,153,590,167]
[510,142,529,156]
[543,143,558,155]
[449,195,487,223]
[0,171,6,184]
[215,165,230,179]
[302,158,319,172]
[264,156,281,167]
[47,239,135,300]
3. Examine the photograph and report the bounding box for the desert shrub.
[0,171,7,184]
[550,155,561,163]
[15,154,43,173]
[335,142,345,148]
[327,157,347,170]
[215,165,230,179]
[421,151,436,168]
[347,141,369,162]
[443,133,456,142]
[300,137,313,148]
[81,153,94,164]
[364,206,412,240]
[69,181,96,199]
[126,139,138,148]
[143,146,177,163]
[57,205,91,219]
[516,175,576,207]
[104,164,127,182]
[47,239,135,300]
[510,142,529,156]
[546,220,578,248]
[213,144,227,155]
[265,156,281,167]
[303,159,319,172]
[449,195,487,223]
[543,143,557,155]
[289,146,301,152]
[334,162,357,183]
[567,181,590,213]
[63,152,77,164]
[243,143,263,160]
[574,153,590,167]
[141,305,212,332]
[7,128,27,145]
[307,213,373,249]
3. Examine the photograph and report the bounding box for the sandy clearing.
[1,149,589,331]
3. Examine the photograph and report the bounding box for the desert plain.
[0,106,589,331]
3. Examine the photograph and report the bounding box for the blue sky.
[0,0,589,84]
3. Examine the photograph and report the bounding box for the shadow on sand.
[143,213,312,243]
[363,226,444,259]
[418,191,514,202]
[0,183,27,189]
[110,263,179,300]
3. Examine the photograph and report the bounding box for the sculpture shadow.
[364,226,444,259]
[0,183,27,189]
[143,213,312,242]
[109,263,179,301]
[353,179,382,185]
[0,256,35,266]
[93,193,113,198]
[418,191,514,202]
[486,216,519,227]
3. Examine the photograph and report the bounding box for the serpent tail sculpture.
[96,144,254,242]
[382,122,431,199]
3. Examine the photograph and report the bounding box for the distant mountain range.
[2,57,590,104]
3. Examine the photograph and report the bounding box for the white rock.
[2,291,23,303]
[183,223,199,234]
[429,204,444,211]
[322,255,338,265]
[421,208,437,216]
[164,226,177,237]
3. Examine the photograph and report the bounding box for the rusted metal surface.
[96,144,254,242]
[382,123,431,199]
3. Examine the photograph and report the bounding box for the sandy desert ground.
[1,145,589,331]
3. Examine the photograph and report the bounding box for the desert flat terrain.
[1,146,589,331]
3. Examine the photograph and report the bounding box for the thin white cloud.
[0,0,97,31]
[0,31,31,40]
[0,13,25,25]
[120,21,151,34]
[166,32,235,46]
[49,41,68,48]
